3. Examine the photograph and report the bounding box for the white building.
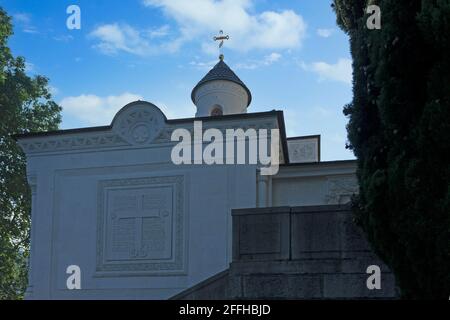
[15,56,357,299]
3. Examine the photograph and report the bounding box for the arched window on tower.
[210,105,223,116]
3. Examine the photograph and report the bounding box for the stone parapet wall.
[172,205,398,299]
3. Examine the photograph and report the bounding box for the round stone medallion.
[113,102,165,145]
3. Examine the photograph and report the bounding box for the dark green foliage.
[0,7,61,299]
[333,0,450,298]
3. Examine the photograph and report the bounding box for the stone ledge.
[169,270,229,300]
[230,258,392,275]
[291,204,351,214]
[232,206,291,216]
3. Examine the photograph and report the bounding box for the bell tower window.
[210,105,223,116]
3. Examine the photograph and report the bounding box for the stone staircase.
[171,205,397,299]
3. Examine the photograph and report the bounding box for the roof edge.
[12,110,283,140]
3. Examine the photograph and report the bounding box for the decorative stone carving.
[18,134,128,154]
[96,175,185,276]
[154,120,278,143]
[112,102,165,145]
[18,118,279,154]
[107,187,172,260]
[287,137,319,163]
[17,101,281,156]
[17,102,169,154]
[325,175,359,205]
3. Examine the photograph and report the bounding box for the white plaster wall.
[23,144,257,299]
[270,161,358,207]
[23,151,356,299]
[18,101,280,300]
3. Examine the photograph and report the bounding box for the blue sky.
[1,0,354,160]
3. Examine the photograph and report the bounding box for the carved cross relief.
[107,187,172,260]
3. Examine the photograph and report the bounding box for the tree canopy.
[333,0,450,298]
[0,7,61,299]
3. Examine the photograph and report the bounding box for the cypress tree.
[333,0,450,298]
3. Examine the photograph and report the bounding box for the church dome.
[191,55,252,117]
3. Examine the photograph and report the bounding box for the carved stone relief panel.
[287,137,320,163]
[96,175,185,276]
[325,175,359,205]
[112,102,166,145]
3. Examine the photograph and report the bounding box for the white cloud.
[13,13,31,25]
[264,52,281,64]
[13,13,38,34]
[90,1,306,56]
[90,23,156,56]
[90,23,174,56]
[189,53,283,70]
[234,52,282,70]
[189,59,218,70]
[60,92,143,126]
[142,0,307,53]
[300,58,353,85]
[146,25,171,38]
[53,34,74,42]
[317,28,334,38]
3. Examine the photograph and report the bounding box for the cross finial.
[213,30,229,60]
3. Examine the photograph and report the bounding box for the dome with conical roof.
[191,59,252,106]
[191,56,252,117]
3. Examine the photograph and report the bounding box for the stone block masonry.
[172,204,398,299]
